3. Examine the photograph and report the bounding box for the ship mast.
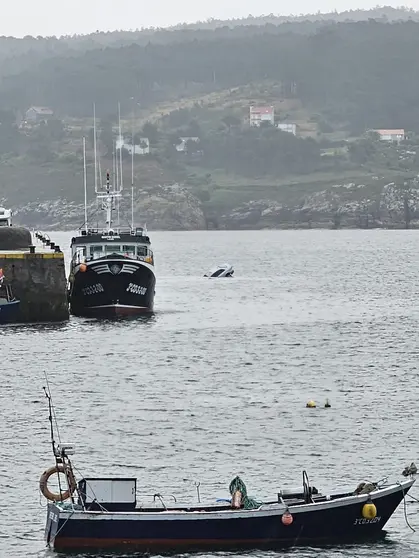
[131,98,135,232]
[94,105,122,234]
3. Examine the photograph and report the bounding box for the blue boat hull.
[44,480,413,552]
[0,300,20,324]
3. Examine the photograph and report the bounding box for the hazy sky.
[3,1,419,37]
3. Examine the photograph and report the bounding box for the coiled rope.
[229,476,262,510]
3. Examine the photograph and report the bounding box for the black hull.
[0,300,20,324]
[45,480,413,552]
[68,257,155,318]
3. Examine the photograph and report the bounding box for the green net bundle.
[229,476,262,510]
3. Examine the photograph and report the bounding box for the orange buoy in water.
[281,511,294,525]
[79,263,87,272]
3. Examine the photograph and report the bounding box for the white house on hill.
[373,129,405,143]
[116,136,150,155]
[175,137,200,152]
[249,106,275,127]
[25,106,54,123]
[277,123,297,135]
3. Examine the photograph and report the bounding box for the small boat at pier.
[0,269,20,324]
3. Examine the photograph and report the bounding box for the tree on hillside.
[185,119,202,137]
[46,118,65,140]
[142,121,160,145]
[222,114,241,132]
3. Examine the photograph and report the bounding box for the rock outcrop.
[12,183,207,231]
[8,179,419,230]
[220,182,419,229]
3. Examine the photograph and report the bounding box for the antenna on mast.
[118,101,124,194]
[131,97,135,231]
[83,137,88,232]
[93,102,98,194]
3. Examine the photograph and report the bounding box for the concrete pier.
[0,233,69,323]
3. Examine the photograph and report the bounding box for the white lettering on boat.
[49,511,58,523]
[353,516,381,525]
[126,283,147,295]
[82,283,104,296]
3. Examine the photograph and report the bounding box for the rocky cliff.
[219,182,419,229]
[9,180,419,230]
[12,184,207,231]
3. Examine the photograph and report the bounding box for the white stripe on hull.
[54,480,414,522]
[89,304,148,309]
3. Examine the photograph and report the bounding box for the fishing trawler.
[67,105,156,318]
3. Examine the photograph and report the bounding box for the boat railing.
[72,251,154,265]
[79,227,145,237]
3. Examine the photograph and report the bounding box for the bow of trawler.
[68,226,156,318]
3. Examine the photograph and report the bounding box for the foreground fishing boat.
[40,389,415,553]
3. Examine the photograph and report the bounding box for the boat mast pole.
[106,169,112,229]
[117,102,123,227]
[83,137,88,232]
[93,103,98,193]
[131,97,135,231]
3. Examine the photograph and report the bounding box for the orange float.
[281,511,294,525]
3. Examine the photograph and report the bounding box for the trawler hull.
[68,257,155,318]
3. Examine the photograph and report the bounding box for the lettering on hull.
[353,516,381,525]
[82,283,104,296]
[126,283,147,295]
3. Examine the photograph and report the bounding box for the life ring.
[39,464,77,502]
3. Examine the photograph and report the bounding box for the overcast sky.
[3,1,419,37]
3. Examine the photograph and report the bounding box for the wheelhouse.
[70,228,154,266]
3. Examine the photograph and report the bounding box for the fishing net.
[229,476,262,510]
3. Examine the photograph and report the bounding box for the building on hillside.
[175,137,200,153]
[373,129,405,143]
[249,106,275,127]
[116,136,150,155]
[277,123,297,135]
[25,106,54,123]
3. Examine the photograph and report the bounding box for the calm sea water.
[2,230,419,558]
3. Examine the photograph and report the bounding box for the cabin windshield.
[105,245,121,254]
[74,243,153,262]
[0,219,10,227]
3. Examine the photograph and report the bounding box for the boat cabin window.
[137,245,147,257]
[89,245,103,259]
[105,245,121,254]
[73,246,86,264]
[122,245,136,257]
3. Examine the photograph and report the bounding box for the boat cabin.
[0,208,12,227]
[70,228,154,266]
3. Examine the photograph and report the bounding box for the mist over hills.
[2,6,419,230]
